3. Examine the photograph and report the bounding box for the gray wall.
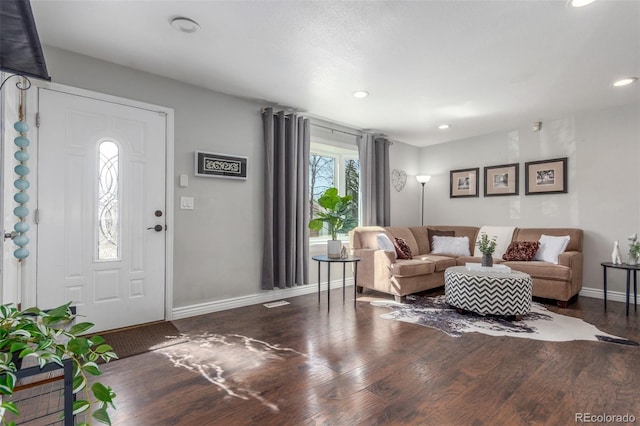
[389,142,422,226]
[43,46,265,308]
[420,102,640,294]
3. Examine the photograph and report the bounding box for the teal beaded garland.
[14,150,29,162]
[14,235,29,247]
[14,206,29,218]
[14,192,29,204]
[14,136,30,147]
[14,248,29,259]
[14,178,29,190]
[14,164,30,176]
[14,121,29,133]
[14,222,29,233]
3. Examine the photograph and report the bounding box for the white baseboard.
[172,278,354,320]
[173,283,631,320]
[580,286,636,304]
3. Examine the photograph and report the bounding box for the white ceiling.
[31,0,639,147]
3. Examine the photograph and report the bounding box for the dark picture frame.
[525,157,568,195]
[194,150,248,180]
[484,163,519,197]
[450,167,479,198]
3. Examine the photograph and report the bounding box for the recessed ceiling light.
[170,17,200,33]
[569,0,596,7]
[612,77,638,87]
[438,124,451,130]
[353,91,369,98]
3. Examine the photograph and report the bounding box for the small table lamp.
[416,175,431,226]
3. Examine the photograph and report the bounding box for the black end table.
[312,255,361,311]
[601,262,638,315]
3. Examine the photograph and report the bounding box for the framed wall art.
[484,163,519,197]
[194,151,248,180]
[450,167,479,198]
[525,157,567,195]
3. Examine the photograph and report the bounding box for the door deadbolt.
[155,210,163,217]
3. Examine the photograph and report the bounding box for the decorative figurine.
[611,240,622,265]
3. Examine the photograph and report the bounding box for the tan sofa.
[349,225,583,307]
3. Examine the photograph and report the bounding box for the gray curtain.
[262,108,310,290]
[358,134,391,226]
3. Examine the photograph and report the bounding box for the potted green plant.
[308,187,358,258]
[0,302,117,425]
[476,233,497,267]
[629,240,640,265]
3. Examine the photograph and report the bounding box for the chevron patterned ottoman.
[444,266,532,320]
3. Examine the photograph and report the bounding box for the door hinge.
[34,209,40,224]
[35,112,40,128]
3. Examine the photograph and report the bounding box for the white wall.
[389,142,422,226]
[420,103,640,294]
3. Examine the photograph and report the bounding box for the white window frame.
[309,139,360,244]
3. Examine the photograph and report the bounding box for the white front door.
[37,88,167,332]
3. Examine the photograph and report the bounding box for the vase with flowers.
[476,233,498,267]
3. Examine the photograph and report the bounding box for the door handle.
[147,225,164,232]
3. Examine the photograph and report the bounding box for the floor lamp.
[416,175,431,226]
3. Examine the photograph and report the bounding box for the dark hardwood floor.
[101,288,640,425]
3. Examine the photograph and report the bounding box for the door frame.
[6,81,174,321]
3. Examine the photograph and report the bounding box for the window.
[309,141,359,240]
[97,140,120,260]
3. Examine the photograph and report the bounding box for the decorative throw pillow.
[502,241,540,261]
[376,233,397,260]
[427,229,455,251]
[394,238,413,260]
[430,236,470,257]
[533,234,571,264]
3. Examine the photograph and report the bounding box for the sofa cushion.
[533,234,570,264]
[504,261,571,281]
[386,226,420,257]
[427,229,454,250]
[376,233,397,260]
[415,254,457,271]
[473,226,516,258]
[431,236,470,257]
[394,238,413,259]
[502,241,540,261]
[389,259,435,277]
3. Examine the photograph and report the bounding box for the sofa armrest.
[352,248,395,289]
[558,251,583,294]
[558,251,581,268]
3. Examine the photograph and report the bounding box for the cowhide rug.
[371,295,638,346]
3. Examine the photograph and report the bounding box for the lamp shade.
[416,175,432,184]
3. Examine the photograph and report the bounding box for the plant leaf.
[69,322,94,336]
[89,335,105,346]
[72,375,86,393]
[95,344,113,354]
[91,382,113,403]
[82,362,102,376]
[67,337,91,355]
[72,400,90,415]
[92,407,112,425]
[1,401,19,415]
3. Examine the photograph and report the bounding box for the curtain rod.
[261,107,396,143]
[311,123,361,138]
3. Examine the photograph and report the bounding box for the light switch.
[180,196,194,210]
[179,174,188,187]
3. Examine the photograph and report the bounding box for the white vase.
[327,240,342,259]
